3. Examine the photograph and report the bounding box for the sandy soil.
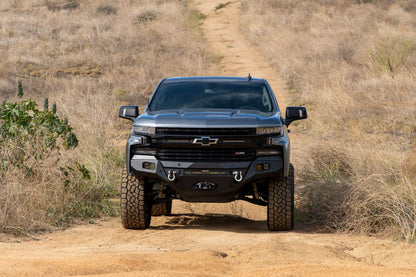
[1,1,416,276]
[1,214,416,276]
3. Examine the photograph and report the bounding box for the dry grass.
[0,0,213,233]
[242,0,416,241]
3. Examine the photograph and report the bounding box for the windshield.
[147,81,274,113]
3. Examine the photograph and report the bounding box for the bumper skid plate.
[130,154,283,202]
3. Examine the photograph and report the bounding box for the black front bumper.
[130,155,283,202]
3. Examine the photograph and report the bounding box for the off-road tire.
[151,200,172,216]
[120,168,151,229]
[267,164,294,231]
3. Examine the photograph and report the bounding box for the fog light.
[142,162,155,170]
[256,163,270,171]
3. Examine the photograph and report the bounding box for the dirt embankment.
[1,1,415,276]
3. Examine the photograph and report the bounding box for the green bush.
[0,98,77,171]
[0,82,117,234]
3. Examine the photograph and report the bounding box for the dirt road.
[1,215,416,276]
[1,1,416,276]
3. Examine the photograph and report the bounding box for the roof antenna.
[247,73,252,81]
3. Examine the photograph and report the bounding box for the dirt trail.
[200,0,289,108]
[1,1,416,276]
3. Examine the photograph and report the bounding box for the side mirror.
[119,105,139,122]
[285,106,307,127]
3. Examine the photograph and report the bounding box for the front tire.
[120,168,151,229]
[267,164,294,231]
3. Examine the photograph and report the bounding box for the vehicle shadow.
[151,213,269,234]
[150,213,330,234]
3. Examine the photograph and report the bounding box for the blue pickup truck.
[119,76,307,231]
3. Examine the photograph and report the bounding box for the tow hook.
[233,171,243,182]
[167,170,176,182]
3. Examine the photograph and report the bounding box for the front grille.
[156,127,256,136]
[157,148,255,161]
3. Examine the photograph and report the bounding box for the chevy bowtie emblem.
[193,136,219,146]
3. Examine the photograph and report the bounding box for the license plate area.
[193,181,217,190]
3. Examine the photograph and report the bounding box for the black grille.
[156,127,256,136]
[157,148,255,161]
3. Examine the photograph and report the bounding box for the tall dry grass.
[242,0,416,241]
[0,0,214,233]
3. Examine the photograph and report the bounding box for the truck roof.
[162,76,265,83]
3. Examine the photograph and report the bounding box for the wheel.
[120,168,151,229]
[267,164,294,231]
[151,200,172,216]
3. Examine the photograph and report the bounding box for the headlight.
[256,126,282,135]
[133,126,155,135]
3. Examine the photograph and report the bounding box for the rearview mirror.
[119,105,139,122]
[285,106,307,127]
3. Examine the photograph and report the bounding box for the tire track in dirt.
[1,1,416,276]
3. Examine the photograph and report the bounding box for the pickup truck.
[119,76,307,231]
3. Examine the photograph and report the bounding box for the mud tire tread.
[120,168,151,229]
[267,164,294,231]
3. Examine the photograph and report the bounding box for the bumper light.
[132,148,157,155]
[269,137,286,146]
[131,136,144,145]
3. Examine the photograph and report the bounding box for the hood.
[134,110,283,128]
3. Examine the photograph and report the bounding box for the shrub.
[46,0,79,11]
[187,10,206,32]
[0,83,116,234]
[298,147,416,242]
[369,37,416,79]
[97,4,117,15]
[0,98,78,170]
[135,11,157,25]
[297,146,352,226]
[215,2,231,11]
[341,172,416,242]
